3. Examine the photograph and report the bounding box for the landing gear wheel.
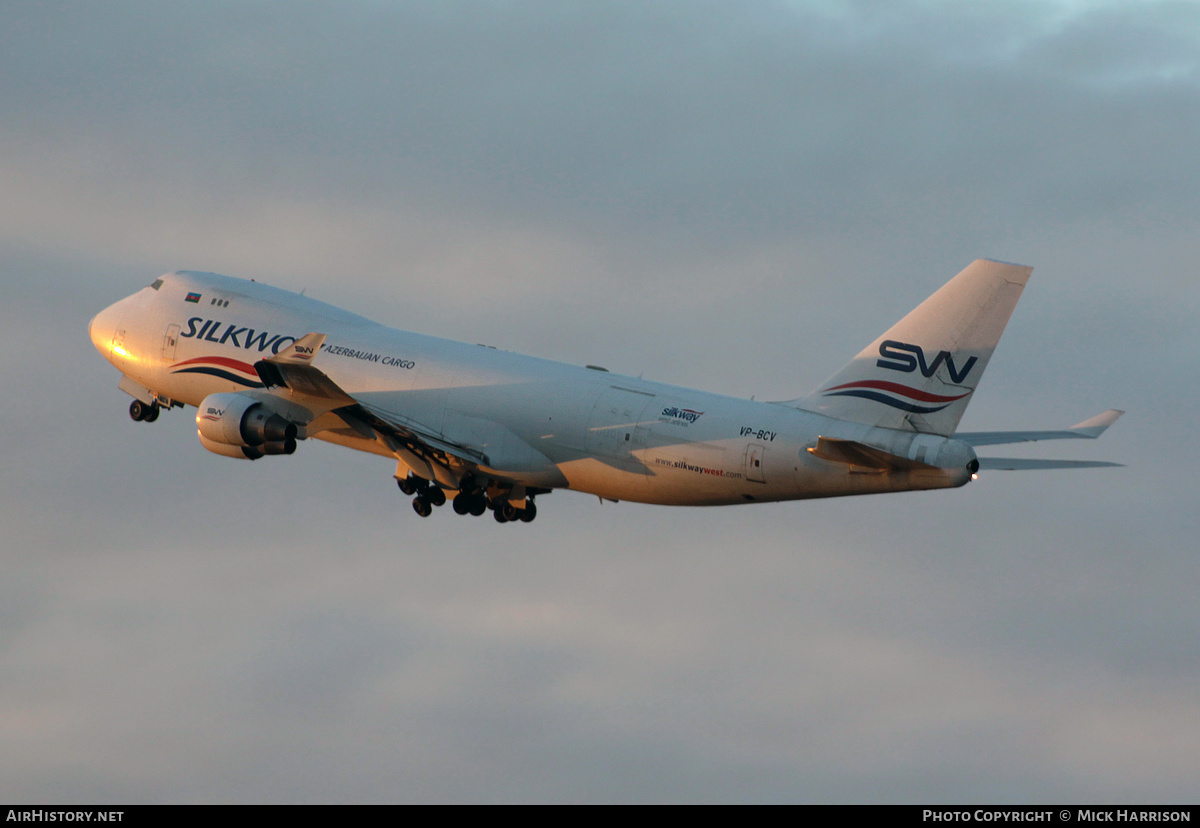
[397,476,419,496]
[412,497,432,517]
[468,496,487,517]
[426,486,446,507]
[142,403,159,422]
[129,399,148,421]
[453,494,472,515]
[493,508,509,523]
[518,501,537,523]
[500,502,518,522]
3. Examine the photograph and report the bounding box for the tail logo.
[876,340,977,384]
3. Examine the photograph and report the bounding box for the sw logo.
[820,341,979,414]
[875,340,978,384]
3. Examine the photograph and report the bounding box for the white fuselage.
[89,271,974,505]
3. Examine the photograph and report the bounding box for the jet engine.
[196,392,298,460]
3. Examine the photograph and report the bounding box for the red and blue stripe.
[170,356,264,388]
[821,380,969,414]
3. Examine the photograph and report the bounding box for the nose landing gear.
[129,399,160,422]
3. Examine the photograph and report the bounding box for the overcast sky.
[2,0,1197,803]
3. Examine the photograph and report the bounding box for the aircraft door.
[162,323,180,361]
[585,387,655,460]
[745,443,766,483]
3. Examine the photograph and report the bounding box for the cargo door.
[745,442,766,483]
[585,387,655,460]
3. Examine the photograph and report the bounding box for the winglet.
[269,332,326,365]
[1069,409,1124,438]
[253,332,353,404]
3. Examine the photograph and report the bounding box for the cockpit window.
[150,278,163,290]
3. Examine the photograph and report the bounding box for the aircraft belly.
[555,456,651,502]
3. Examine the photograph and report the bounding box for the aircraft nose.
[88,301,121,357]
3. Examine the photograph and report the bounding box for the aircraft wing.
[956,409,1123,447]
[254,333,491,480]
[253,333,562,489]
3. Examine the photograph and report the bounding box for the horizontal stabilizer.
[957,409,1124,447]
[977,457,1124,470]
[807,436,936,472]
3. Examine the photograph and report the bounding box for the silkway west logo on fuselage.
[821,340,978,414]
[180,317,298,354]
[660,406,704,425]
[170,317,299,388]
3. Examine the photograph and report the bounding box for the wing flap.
[353,402,490,467]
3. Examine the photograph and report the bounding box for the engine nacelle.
[198,432,263,460]
[196,392,298,459]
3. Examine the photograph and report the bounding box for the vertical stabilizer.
[792,259,1033,435]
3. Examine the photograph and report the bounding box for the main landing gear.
[398,475,447,517]
[129,399,160,422]
[451,491,488,516]
[489,497,536,524]
[397,474,538,523]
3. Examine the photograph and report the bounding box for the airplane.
[88,259,1122,523]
